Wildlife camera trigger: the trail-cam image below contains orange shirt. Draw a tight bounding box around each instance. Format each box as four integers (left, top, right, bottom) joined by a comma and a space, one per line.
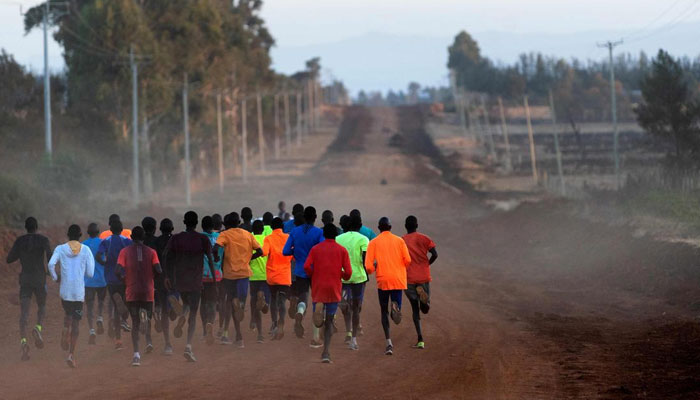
99, 229, 132, 240
365, 231, 411, 290
215, 228, 261, 280
403, 232, 436, 284
263, 229, 293, 286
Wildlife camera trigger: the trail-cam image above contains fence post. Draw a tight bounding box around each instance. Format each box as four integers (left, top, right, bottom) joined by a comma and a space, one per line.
256, 92, 266, 172
241, 98, 248, 183
498, 97, 512, 172
548, 90, 565, 195
524, 95, 538, 185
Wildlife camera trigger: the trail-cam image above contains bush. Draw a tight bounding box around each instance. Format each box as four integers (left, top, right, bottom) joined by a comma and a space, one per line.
0, 174, 36, 227
36, 152, 92, 195
624, 188, 700, 229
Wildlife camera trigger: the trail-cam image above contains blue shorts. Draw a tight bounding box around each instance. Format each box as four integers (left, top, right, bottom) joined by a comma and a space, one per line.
223, 278, 249, 302
313, 302, 339, 316
342, 282, 366, 302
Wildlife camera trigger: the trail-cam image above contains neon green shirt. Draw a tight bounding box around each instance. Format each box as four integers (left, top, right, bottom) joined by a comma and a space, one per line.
336, 231, 369, 284
263, 225, 272, 236
250, 233, 268, 281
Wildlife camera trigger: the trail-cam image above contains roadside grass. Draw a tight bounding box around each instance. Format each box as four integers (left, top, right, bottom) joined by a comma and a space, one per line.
622, 188, 700, 231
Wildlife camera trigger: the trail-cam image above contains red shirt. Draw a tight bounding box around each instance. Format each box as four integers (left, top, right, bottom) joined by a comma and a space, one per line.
117, 243, 160, 302
403, 232, 436, 284
303, 239, 352, 303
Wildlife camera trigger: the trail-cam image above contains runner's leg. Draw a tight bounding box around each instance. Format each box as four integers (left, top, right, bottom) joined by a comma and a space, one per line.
19, 287, 31, 340
378, 289, 391, 339
128, 304, 140, 353
85, 288, 96, 330
35, 286, 47, 330
184, 291, 201, 347
351, 283, 365, 339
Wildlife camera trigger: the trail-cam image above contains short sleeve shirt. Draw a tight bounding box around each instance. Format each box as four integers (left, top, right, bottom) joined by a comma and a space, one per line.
168, 231, 212, 292
336, 231, 369, 284
215, 228, 261, 280
250, 234, 268, 281
403, 232, 436, 284
118, 244, 159, 302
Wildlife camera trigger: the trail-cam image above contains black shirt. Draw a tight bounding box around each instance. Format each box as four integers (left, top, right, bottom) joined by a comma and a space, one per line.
154, 233, 173, 289
6, 233, 51, 288
163, 231, 212, 292
240, 221, 253, 233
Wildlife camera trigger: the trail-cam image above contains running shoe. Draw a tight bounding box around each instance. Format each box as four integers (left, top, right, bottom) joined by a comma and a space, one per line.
349, 341, 359, 351
269, 322, 277, 336
60, 327, 70, 351
220, 336, 232, 345
419, 301, 430, 315
112, 293, 129, 317
121, 320, 132, 332
20, 339, 30, 361
256, 335, 265, 344
344, 333, 352, 344
412, 341, 425, 349
96, 316, 105, 335
274, 323, 285, 341
168, 294, 183, 316
236, 339, 245, 349
115, 340, 124, 351
184, 346, 196, 362
139, 308, 148, 335
146, 343, 154, 354
416, 286, 429, 305
88, 329, 97, 345
66, 353, 76, 368
205, 323, 214, 346
288, 297, 298, 319
131, 355, 141, 366
309, 339, 323, 349
312, 304, 325, 328
384, 345, 394, 356
232, 298, 244, 323
163, 345, 173, 356
321, 353, 332, 364
294, 312, 305, 338
390, 301, 402, 325
32, 325, 44, 349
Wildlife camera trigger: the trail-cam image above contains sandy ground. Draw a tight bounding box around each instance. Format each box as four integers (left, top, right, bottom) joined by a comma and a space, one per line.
1, 106, 699, 399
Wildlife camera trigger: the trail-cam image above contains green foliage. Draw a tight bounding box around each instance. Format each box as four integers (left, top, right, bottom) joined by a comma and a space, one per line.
37, 153, 92, 195
0, 175, 36, 227
624, 188, 700, 229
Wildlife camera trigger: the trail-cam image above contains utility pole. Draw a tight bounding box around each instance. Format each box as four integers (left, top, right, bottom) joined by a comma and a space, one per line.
274, 93, 280, 159
548, 90, 565, 195
449, 70, 467, 137
284, 92, 291, 154
480, 95, 496, 159
296, 91, 302, 147
183, 73, 191, 206
241, 98, 248, 183
598, 39, 623, 189
256, 92, 265, 171
308, 79, 315, 132
130, 46, 139, 205
216, 93, 224, 193
43, 0, 52, 162
497, 97, 512, 172
524, 95, 538, 185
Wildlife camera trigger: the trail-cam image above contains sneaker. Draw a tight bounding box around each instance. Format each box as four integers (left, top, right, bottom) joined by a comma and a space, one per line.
174, 315, 186, 339
344, 333, 352, 344
145, 343, 154, 354
163, 345, 173, 356
20, 339, 30, 361
294, 312, 305, 338
112, 293, 129, 317
167, 295, 183, 316
288, 297, 298, 319
131, 355, 141, 366
384, 345, 394, 356
312, 305, 325, 328
220, 336, 232, 345
309, 339, 323, 349
236, 339, 245, 349
321, 353, 332, 363
96, 316, 105, 335
349, 341, 359, 351
115, 340, 124, 351
121, 320, 132, 332
205, 323, 214, 346
88, 329, 97, 345
416, 286, 429, 304
184, 347, 196, 362
256, 335, 265, 344
232, 299, 244, 322
419, 301, 430, 315
269, 322, 277, 336
32, 325, 44, 349
139, 308, 148, 335
60, 327, 70, 351
274, 323, 285, 341
66, 353, 77, 368
412, 341, 425, 349
390, 301, 402, 325
216, 327, 224, 338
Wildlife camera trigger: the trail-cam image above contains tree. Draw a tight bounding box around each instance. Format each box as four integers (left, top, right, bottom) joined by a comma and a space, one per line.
636, 50, 700, 163
407, 82, 421, 104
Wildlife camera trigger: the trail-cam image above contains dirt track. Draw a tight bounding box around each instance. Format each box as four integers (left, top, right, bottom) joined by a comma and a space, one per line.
1, 106, 699, 399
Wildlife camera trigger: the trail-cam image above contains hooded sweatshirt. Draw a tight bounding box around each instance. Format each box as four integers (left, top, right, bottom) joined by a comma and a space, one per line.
49, 241, 95, 302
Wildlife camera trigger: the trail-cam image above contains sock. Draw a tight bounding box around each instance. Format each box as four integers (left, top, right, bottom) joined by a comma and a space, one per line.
134, 352, 140, 358
21, 338, 27, 344
35, 325, 42, 331
313, 326, 320, 341
386, 339, 393, 347
352, 337, 358, 346
298, 302, 306, 315
346, 331, 352, 337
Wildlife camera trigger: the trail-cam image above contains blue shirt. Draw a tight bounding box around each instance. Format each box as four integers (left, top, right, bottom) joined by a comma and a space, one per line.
83, 237, 106, 287
282, 224, 324, 278
202, 231, 223, 281
359, 225, 377, 241
283, 219, 297, 234
97, 235, 132, 285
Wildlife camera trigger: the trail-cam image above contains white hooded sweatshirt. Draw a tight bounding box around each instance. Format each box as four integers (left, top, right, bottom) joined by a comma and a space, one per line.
49, 241, 95, 302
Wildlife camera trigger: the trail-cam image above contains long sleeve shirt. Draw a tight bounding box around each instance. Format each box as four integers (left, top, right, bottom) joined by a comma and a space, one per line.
48, 241, 95, 302
364, 231, 411, 291
6, 233, 51, 288
282, 224, 324, 278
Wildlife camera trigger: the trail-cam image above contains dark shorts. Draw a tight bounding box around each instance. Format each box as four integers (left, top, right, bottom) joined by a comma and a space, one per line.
222, 278, 249, 302
291, 276, 310, 297
20, 285, 47, 304
378, 289, 403, 309
202, 282, 219, 303
85, 287, 107, 301
313, 302, 339, 316
405, 283, 430, 302
342, 282, 366, 302
250, 280, 271, 303
127, 301, 153, 318
62, 300, 84, 320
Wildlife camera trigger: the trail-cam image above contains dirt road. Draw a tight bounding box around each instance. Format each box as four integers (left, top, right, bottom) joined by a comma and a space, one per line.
1, 106, 698, 399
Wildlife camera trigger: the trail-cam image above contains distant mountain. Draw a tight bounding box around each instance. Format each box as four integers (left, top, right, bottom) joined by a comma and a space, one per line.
270, 23, 700, 94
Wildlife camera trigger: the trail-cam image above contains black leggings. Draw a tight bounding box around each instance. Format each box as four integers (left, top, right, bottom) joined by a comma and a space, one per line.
377, 290, 402, 340
19, 285, 46, 339
291, 277, 310, 309
269, 285, 289, 326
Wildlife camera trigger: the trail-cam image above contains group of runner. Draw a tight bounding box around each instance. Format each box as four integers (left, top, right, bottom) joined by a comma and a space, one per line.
6, 201, 438, 366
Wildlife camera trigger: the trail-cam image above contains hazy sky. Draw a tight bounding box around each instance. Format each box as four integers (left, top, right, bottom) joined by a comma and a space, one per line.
2, 0, 700, 90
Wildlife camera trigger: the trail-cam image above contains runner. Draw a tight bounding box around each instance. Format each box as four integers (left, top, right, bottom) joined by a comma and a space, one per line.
6, 217, 51, 361
99, 214, 132, 240
249, 220, 270, 342
209, 214, 227, 336
262, 212, 274, 236
162, 211, 215, 362
48, 224, 95, 368
200, 216, 223, 346
154, 218, 176, 354
140, 216, 158, 353
283, 206, 324, 345
349, 209, 377, 240
402, 215, 438, 349
336, 215, 370, 350
240, 207, 254, 232
303, 223, 352, 363
277, 201, 291, 221
263, 218, 293, 340
339, 215, 350, 233
96, 220, 132, 350
83, 223, 106, 345
213, 212, 263, 347
115, 226, 162, 366
365, 217, 411, 356
212, 214, 224, 232
283, 203, 304, 233
322, 210, 343, 235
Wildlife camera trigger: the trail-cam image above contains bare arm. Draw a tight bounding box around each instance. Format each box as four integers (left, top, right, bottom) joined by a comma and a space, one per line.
428, 247, 438, 265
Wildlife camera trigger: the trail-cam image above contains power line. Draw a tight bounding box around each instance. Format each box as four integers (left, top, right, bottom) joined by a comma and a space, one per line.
626, 0, 700, 44
623, 0, 686, 41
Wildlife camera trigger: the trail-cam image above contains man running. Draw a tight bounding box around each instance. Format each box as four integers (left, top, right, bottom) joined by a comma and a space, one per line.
350, 209, 377, 241
96, 220, 132, 350
365, 217, 411, 356
154, 218, 176, 354
322, 210, 343, 235
140, 217, 159, 352
213, 212, 263, 347
48, 224, 95, 368
6, 217, 51, 361
283, 203, 304, 233
83, 223, 106, 345
99, 214, 132, 239
249, 220, 270, 342
304, 223, 352, 363
263, 218, 293, 340
336, 215, 370, 350
200, 216, 223, 345
116, 226, 162, 366
163, 211, 215, 362
283, 206, 324, 345
240, 207, 254, 232
262, 212, 274, 236
278, 201, 290, 221
403, 216, 438, 349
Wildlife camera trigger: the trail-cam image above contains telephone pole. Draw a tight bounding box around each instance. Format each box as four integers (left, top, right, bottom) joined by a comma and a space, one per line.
130, 45, 139, 204
43, 0, 52, 162
598, 39, 623, 189
183, 73, 191, 206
